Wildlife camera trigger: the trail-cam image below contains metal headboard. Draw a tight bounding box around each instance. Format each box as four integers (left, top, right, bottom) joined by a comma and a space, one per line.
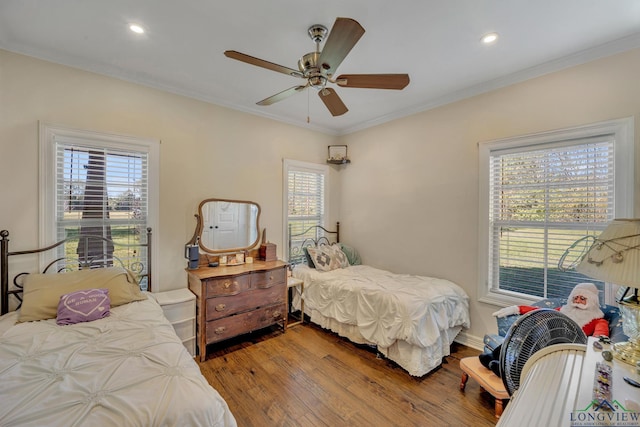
0, 228, 152, 315
288, 222, 340, 265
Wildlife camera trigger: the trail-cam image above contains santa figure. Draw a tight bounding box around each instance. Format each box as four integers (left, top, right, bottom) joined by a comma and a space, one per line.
480, 282, 609, 377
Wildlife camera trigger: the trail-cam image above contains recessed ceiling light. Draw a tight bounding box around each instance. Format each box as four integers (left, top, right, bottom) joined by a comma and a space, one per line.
481, 32, 498, 44
129, 24, 145, 34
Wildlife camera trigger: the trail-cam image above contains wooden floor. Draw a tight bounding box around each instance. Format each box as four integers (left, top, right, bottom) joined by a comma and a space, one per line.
197, 322, 500, 427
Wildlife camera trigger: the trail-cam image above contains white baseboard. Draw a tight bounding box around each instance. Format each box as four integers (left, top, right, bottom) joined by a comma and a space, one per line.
454, 331, 484, 351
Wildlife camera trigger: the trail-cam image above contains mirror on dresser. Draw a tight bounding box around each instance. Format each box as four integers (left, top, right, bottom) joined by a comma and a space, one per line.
186, 197, 289, 361
189, 198, 261, 254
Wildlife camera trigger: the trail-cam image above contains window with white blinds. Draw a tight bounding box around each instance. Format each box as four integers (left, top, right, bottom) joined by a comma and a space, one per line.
478, 118, 634, 305
40, 124, 159, 288
283, 159, 328, 264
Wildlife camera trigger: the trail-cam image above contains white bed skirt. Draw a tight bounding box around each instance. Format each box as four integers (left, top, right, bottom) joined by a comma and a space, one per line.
307, 307, 462, 377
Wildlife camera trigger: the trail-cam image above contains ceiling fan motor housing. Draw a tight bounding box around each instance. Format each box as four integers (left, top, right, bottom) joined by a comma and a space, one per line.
298, 52, 326, 89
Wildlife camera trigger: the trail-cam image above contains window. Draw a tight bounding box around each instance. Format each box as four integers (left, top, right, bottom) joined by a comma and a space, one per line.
39, 123, 159, 288
478, 118, 634, 306
283, 159, 329, 264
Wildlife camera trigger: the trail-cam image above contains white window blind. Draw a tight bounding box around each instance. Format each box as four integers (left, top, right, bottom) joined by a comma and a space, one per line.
283, 160, 328, 263
40, 124, 159, 290
54, 138, 149, 273
488, 137, 614, 301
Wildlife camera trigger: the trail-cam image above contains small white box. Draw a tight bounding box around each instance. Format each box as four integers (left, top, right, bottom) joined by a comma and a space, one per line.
154, 289, 196, 356
154, 289, 195, 323
183, 337, 196, 357
173, 317, 195, 342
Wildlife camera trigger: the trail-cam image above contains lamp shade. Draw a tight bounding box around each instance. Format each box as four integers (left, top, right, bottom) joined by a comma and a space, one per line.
576, 218, 640, 289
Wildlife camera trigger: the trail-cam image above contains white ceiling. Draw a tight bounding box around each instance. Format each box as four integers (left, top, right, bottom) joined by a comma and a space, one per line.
1, 1, 640, 135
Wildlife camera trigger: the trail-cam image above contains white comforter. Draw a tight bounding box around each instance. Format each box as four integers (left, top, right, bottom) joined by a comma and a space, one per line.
293, 265, 470, 349
0, 296, 236, 427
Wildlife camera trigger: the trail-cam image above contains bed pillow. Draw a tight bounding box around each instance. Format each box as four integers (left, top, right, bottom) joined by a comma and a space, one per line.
18, 267, 146, 323
329, 244, 349, 268
306, 245, 344, 272
56, 288, 111, 325
339, 243, 362, 266
303, 247, 316, 268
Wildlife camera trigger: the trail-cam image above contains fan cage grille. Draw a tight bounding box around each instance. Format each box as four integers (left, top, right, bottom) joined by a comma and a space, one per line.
499, 309, 587, 395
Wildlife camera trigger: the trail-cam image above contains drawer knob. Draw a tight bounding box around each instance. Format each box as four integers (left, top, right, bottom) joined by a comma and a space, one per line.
269, 275, 274, 281
273, 310, 282, 319
223, 281, 231, 288
215, 303, 226, 312
215, 326, 226, 334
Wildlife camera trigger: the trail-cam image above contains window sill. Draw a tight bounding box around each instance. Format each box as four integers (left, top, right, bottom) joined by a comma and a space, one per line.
479, 290, 539, 308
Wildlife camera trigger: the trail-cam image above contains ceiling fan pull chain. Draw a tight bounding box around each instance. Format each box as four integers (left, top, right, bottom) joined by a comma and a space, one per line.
307, 88, 310, 123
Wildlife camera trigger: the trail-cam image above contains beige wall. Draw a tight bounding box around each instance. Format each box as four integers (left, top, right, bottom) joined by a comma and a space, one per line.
2, 47, 639, 348
339, 48, 640, 347
0, 49, 337, 292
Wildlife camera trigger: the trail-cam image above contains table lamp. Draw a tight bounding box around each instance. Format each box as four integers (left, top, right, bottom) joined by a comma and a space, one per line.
576, 218, 640, 365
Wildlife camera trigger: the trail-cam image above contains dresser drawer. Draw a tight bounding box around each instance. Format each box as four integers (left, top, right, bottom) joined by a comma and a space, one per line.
206, 274, 251, 296
205, 302, 286, 344
205, 283, 286, 321
252, 268, 286, 288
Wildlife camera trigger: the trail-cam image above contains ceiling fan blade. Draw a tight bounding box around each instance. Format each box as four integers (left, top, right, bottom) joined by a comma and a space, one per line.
224, 50, 303, 78
318, 18, 365, 76
257, 85, 308, 106
335, 74, 410, 90
318, 88, 348, 116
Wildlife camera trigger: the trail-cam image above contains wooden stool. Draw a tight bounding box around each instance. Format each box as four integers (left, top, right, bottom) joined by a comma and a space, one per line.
459, 356, 510, 418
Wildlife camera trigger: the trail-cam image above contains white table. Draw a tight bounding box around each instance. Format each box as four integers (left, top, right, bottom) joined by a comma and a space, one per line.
497, 337, 640, 427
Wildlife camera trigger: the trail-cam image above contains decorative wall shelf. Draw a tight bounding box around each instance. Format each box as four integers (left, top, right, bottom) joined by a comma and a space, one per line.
327, 158, 351, 165
327, 145, 350, 165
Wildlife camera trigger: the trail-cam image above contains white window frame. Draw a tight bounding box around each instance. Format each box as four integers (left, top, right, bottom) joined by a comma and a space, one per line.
282, 159, 329, 262
39, 122, 160, 284
478, 117, 634, 307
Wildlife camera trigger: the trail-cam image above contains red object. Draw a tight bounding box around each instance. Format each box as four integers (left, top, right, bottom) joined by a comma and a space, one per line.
517, 305, 609, 337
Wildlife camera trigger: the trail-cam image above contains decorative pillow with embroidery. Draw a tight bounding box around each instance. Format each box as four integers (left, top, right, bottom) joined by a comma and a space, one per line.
329, 244, 349, 268
306, 245, 346, 272
56, 288, 111, 325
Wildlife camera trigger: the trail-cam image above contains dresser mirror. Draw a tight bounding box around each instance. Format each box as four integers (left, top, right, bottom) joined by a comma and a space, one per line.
190, 198, 261, 254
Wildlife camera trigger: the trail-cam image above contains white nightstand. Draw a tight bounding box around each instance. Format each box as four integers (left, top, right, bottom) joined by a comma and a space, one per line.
154, 288, 196, 356
286, 277, 304, 328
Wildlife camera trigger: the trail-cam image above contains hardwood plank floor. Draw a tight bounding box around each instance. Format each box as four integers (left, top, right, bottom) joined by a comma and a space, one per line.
198, 323, 500, 427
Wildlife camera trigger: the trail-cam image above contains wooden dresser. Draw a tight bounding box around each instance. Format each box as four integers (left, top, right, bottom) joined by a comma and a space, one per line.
187, 260, 287, 362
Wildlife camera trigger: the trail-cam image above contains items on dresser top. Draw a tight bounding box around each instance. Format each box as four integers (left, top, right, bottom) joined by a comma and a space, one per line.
187, 260, 288, 362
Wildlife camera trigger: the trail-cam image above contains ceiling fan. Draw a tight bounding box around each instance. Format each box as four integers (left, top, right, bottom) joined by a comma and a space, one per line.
224, 17, 410, 117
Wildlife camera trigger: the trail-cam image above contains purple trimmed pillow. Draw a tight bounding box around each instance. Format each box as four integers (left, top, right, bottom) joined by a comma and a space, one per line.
56, 288, 111, 326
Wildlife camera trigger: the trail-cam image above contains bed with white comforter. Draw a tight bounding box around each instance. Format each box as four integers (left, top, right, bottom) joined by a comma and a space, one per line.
293, 264, 470, 376
0, 296, 236, 427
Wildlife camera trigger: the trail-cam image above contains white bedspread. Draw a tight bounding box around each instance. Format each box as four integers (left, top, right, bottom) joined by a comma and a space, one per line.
293, 265, 470, 350
0, 296, 236, 427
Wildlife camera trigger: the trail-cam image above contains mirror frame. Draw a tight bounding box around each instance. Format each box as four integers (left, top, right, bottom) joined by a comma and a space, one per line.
189, 198, 262, 254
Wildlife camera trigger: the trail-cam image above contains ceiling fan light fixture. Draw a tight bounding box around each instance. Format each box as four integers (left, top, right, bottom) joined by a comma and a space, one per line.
309, 75, 327, 90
